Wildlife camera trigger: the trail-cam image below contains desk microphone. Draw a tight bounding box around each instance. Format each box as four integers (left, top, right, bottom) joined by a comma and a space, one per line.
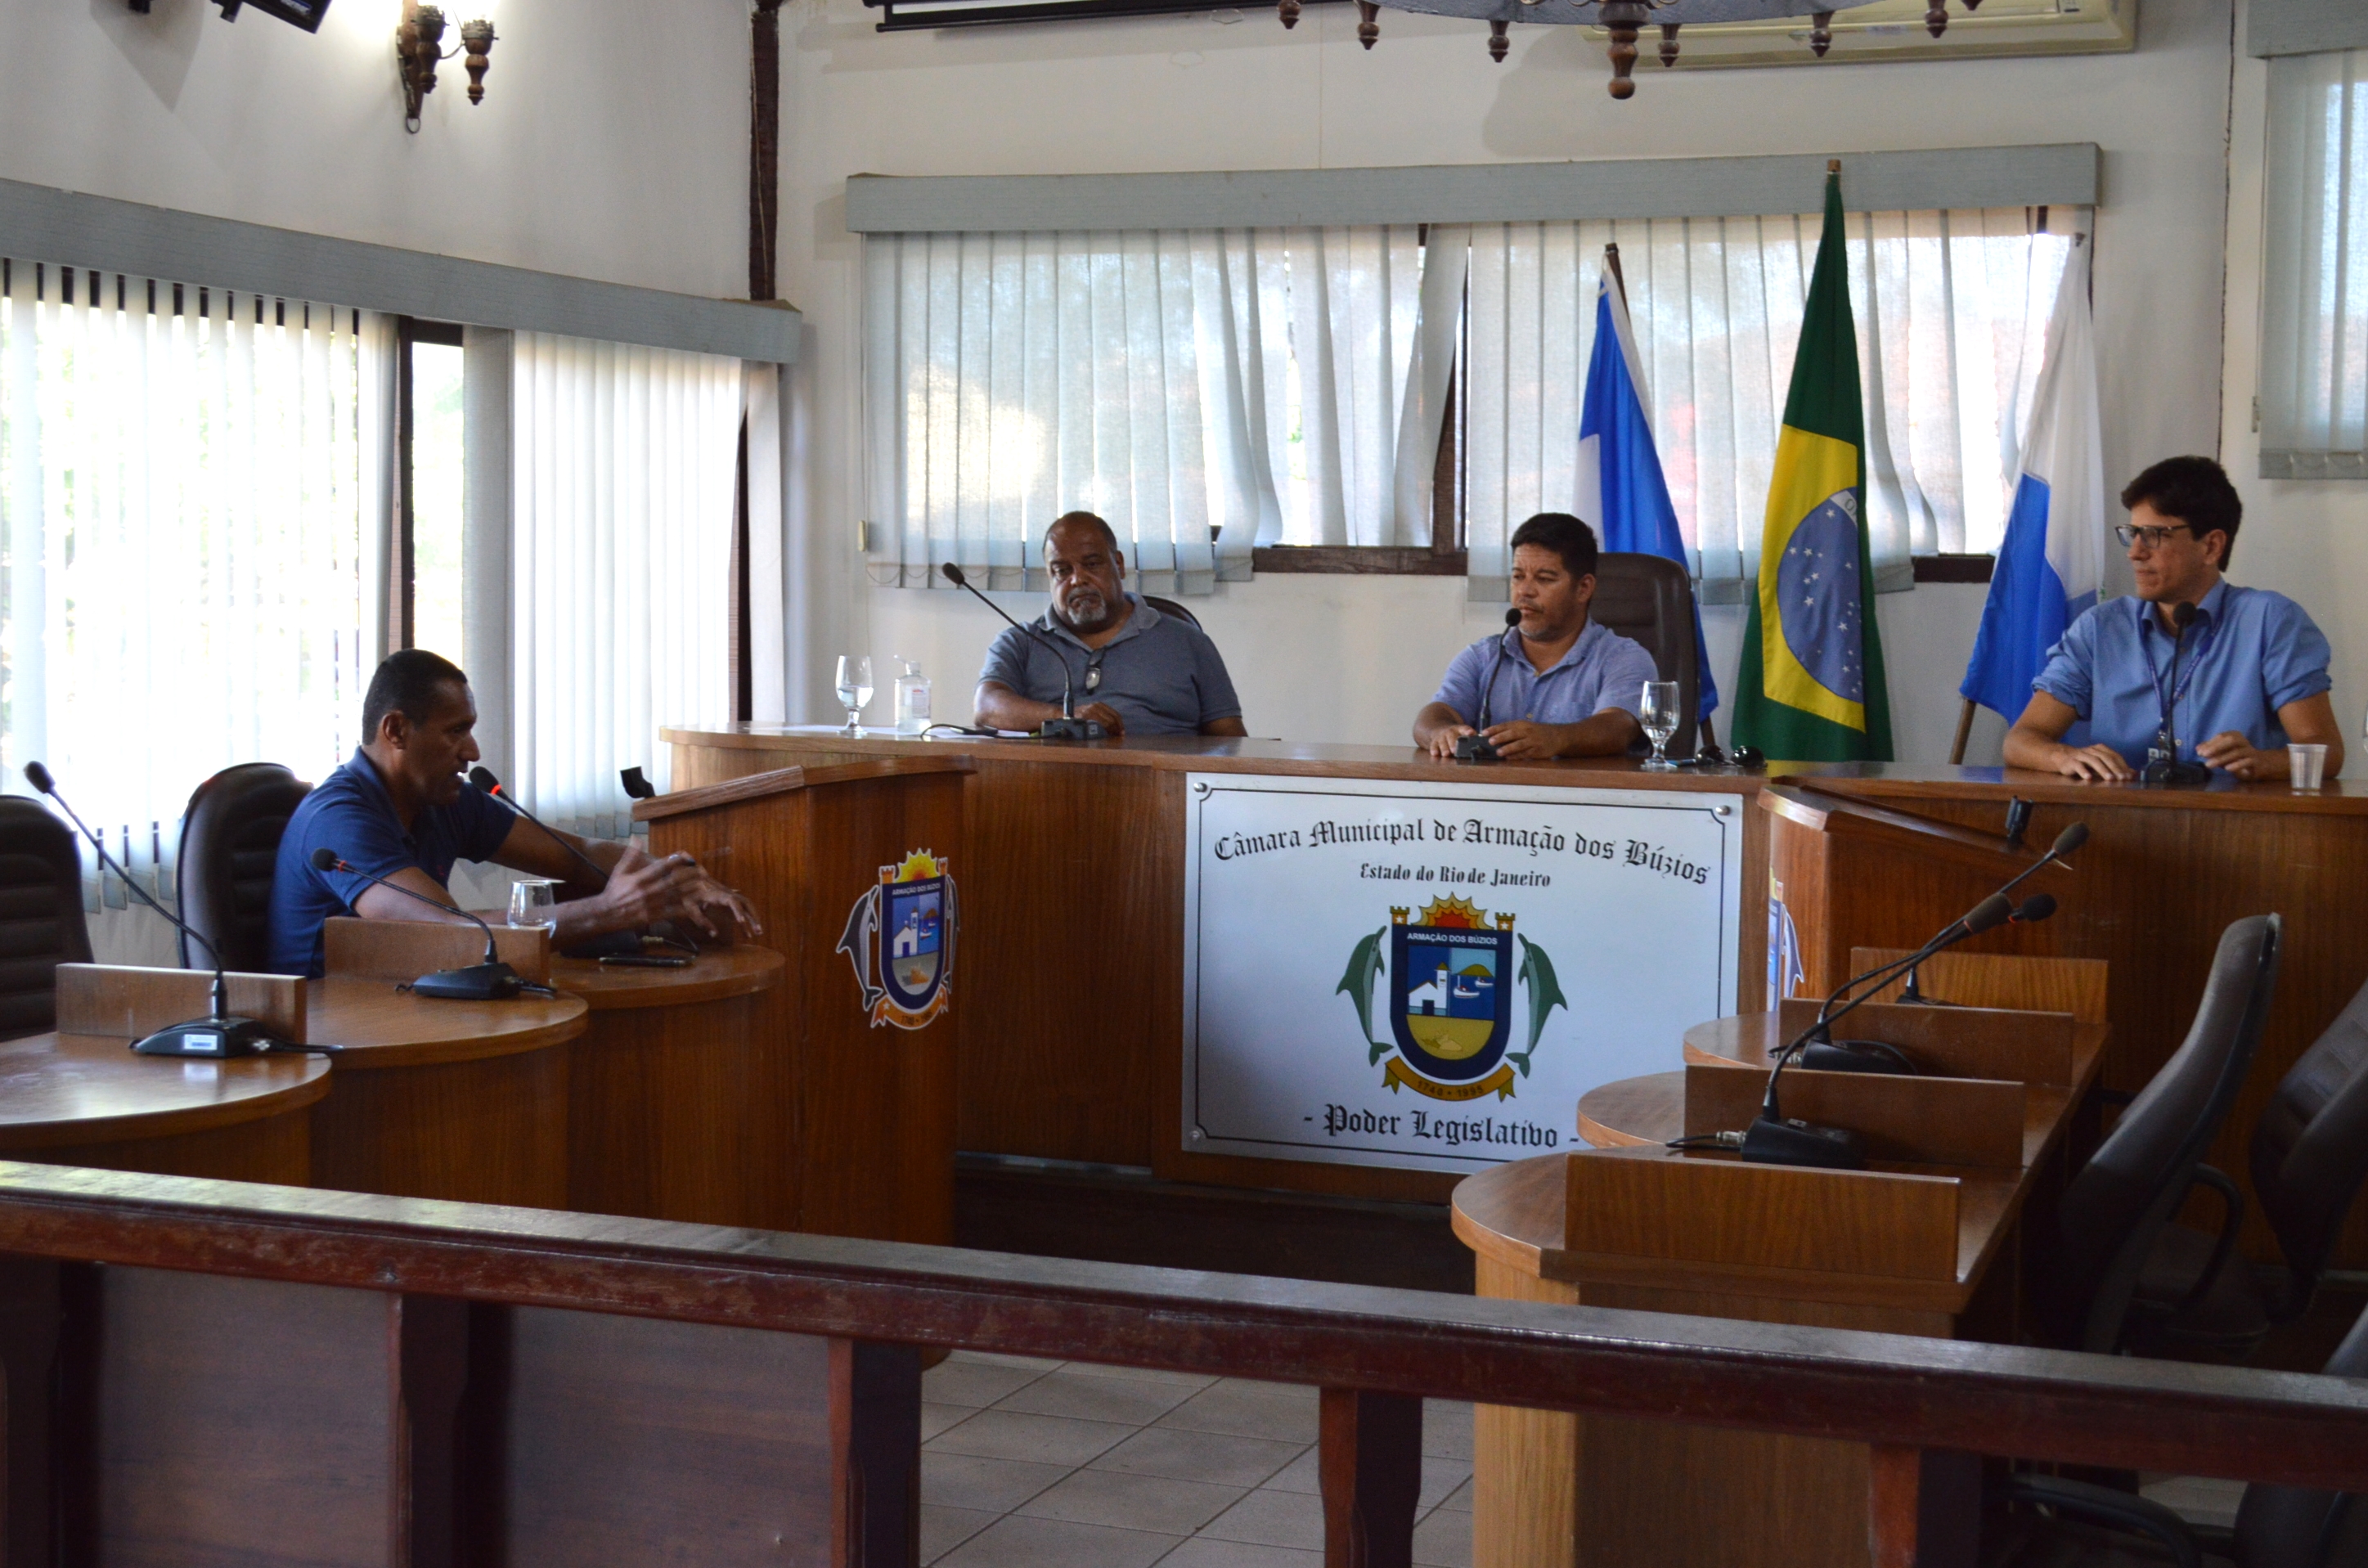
470, 768, 648, 959
308, 847, 526, 1000
939, 562, 1104, 741
23, 762, 287, 1058
2143, 602, 2210, 787
1897, 820, 2084, 1004
1455, 610, 1524, 764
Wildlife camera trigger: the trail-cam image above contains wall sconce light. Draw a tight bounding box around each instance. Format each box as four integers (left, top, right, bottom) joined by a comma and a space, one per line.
397, 0, 497, 134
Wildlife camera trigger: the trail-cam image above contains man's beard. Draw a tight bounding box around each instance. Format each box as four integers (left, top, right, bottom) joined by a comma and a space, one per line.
1055, 587, 1114, 631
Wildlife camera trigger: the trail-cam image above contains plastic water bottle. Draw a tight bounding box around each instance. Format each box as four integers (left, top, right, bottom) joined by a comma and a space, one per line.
894, 658, 931, 736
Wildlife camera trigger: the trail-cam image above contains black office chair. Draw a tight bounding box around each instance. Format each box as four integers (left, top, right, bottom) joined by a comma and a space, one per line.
2035, 914, 2282, 1355
1988, 1296, 2368, 1568
2123, 970, 2368, 1359
1143, 594, 1202, 631
174, 763, 311, 973
0, 796, 94, 1041
1591, 552, 1701, 757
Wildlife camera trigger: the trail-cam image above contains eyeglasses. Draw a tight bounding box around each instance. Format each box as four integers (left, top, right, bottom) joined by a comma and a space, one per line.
2114, 522, 2195, 550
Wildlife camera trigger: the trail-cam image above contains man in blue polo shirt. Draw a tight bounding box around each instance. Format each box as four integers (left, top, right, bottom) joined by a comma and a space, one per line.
2003, 456, 2344, 783
1415, 513, 1660, 761
974, 512, 1247, 739
267, 649, 757, 977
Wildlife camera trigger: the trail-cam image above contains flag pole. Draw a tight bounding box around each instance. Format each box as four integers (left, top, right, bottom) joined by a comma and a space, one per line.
1949, 698, 1976, 765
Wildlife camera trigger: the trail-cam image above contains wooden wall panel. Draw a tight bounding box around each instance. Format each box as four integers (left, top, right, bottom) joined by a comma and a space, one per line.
94, 1269, 392, 1568
485, 1307, 831, 1568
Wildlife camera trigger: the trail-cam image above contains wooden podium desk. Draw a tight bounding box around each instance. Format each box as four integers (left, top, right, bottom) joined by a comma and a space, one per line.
0, 966, 326, 1184
1459, 1003, 2109, 1568
309, 920, 586, 1208
547, 946, 789, 1227
1791, 765, 2368, 1262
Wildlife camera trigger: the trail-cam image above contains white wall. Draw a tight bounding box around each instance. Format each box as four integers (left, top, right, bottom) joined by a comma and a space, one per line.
0, 0, 748, 299
789, 0, 2238, 758
2219, 0, 2368, 775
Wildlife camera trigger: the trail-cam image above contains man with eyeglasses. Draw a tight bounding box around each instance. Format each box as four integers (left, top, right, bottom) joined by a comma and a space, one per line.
2002, 456, 2343, 783
973, 512, 1248, 739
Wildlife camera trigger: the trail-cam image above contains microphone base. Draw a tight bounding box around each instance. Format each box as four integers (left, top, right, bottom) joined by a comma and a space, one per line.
131, 1016, 282, 1058
411, 962, 525, 1002
1037, 717, 1107, 741
560, 929, 645, 960
1453, 734, 1503, 763
1739, 1116, 1867, 1170
1800, 1040, 1919, 1076
2141, 759, 2211, 788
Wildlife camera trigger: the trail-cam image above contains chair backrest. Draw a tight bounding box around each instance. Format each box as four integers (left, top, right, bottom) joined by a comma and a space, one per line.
0, 797, 93, 1041
1590, 553, 1699, 757
174, 764, 311, 973
1143, 595, 1202, 631
2049, 914, 2282, 1353
2231, 1296, 2368, 1567
2249, 972, 2368, 1317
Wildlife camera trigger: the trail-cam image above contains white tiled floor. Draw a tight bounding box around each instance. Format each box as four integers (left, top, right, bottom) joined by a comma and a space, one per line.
921, 1350, 1474, 1568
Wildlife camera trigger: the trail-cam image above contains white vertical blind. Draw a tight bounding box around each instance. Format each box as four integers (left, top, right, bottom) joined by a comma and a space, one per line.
510, 332, 742, 839
0, 258, 368, 903
1455, 208, 2075, 603
2261, 47, 2368, 476
862, 225, 1447, 587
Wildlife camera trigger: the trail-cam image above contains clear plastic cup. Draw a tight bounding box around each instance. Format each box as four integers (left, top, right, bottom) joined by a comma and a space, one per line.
2289, 743, 2329, 791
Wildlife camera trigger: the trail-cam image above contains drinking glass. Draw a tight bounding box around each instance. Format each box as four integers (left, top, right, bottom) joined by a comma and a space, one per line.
507, 878, 559, 929
835, 655, 874, 735
1640, 681, 1680, 771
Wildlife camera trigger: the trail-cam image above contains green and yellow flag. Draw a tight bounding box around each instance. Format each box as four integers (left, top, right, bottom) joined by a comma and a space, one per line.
1731, 167, 1894, 762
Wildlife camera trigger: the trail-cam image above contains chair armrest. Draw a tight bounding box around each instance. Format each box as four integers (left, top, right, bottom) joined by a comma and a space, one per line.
2168, 1165, 2249, 1318
1998, 1476, 2202, 1568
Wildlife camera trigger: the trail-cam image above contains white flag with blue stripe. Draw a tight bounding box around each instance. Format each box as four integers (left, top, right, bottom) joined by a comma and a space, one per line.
1575, 258, 1717, 721
1961, 243, 2105, 721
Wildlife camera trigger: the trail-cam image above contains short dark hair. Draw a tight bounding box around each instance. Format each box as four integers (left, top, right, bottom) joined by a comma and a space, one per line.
1509, 513, 1600, 579
1045, 511, 1119, 555
362, 649, 469, 741
2120, 456, 2242, 568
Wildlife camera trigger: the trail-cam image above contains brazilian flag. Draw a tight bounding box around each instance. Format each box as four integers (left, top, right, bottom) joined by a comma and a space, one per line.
1731, 168, 1894, 762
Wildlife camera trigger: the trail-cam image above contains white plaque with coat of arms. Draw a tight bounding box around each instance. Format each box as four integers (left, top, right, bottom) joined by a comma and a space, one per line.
1182, 773, 1745, 1173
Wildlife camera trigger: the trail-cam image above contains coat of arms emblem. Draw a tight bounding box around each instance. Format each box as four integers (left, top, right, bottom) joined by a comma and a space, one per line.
1336, 894, 1566, 1101
835, 850, 957, 1029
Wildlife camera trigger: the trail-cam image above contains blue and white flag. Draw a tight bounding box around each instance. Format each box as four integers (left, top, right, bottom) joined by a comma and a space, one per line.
1961, 242, 2105, 721
1576, 258, 1718, 721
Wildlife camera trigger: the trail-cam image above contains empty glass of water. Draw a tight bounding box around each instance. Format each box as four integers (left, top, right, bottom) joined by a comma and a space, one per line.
1640, 681, 1680, 771
508, 878, 559, 928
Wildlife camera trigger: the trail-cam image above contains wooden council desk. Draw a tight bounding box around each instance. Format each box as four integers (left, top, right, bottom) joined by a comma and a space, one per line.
549, 946, 789, 1227
663, 729, 2368, 1260
0, 1032, 326, 1185
1456, 1005, 2110, 1568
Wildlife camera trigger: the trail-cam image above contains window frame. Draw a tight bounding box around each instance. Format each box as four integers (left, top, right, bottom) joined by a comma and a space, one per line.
395, 316, 465, 651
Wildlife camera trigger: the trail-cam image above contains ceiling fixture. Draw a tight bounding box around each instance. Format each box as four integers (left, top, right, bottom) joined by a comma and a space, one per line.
1278, 0, 1986, 97
125, 0, 333, 29
397, 0, 499, 133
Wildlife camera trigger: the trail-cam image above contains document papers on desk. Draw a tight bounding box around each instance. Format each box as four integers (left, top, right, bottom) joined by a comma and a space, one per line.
1181, 772, 1746, 1175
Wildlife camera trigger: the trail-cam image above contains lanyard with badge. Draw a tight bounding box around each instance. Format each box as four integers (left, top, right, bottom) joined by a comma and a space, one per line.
2138, 605, 2214, 766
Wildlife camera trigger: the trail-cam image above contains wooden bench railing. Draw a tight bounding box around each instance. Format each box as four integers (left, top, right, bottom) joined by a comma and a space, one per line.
1, 1161, 2364, 1567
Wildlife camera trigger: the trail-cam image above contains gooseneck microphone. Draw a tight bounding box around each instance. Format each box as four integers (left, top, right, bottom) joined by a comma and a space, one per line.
470, 768, 608, 887
2144, 601, 2210, 787
1898, 821, 2085, 1004
309, 847, 527, 1001
24, 762, 286, 1058
1456, 609, 1525, 764
940, 562, 1104, 741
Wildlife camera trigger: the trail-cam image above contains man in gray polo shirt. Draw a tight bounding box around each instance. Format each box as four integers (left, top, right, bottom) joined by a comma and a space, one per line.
974, 512, 1248, 739
1413, 512, 1658, 761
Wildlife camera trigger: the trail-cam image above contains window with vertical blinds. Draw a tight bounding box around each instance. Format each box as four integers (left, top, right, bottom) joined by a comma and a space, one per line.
2260, 47, 2368, 478
0, 258, 374, 905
